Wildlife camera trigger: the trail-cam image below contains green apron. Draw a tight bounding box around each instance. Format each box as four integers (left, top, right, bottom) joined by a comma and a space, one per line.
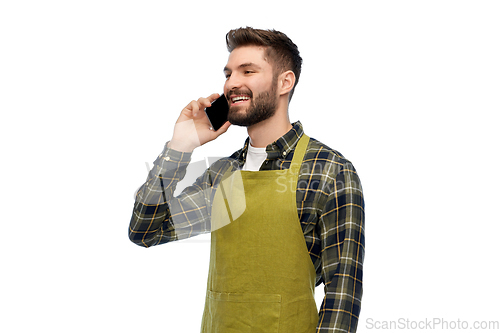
201, 134, 318, 333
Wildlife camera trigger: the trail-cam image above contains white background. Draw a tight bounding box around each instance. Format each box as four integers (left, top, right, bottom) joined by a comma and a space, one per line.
1, 1, 499, 332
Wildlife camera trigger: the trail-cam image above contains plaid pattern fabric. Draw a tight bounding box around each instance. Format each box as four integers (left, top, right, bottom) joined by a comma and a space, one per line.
129, 121, 365, 332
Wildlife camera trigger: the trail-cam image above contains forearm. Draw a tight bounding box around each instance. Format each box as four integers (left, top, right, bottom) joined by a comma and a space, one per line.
317, 162, 365, 332
128, 142, 193, 247
317, 253, 364, 332
129, 93, 231, 247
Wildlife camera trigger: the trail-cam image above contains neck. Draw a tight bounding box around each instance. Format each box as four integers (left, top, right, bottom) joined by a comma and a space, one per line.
247, 100, 292, 148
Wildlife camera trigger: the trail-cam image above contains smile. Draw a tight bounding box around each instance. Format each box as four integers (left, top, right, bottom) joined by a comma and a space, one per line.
230, 95, 250, 105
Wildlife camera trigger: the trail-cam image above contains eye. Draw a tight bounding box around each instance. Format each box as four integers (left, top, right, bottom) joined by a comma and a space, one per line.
225, 73, 231, 79
245, 70, 253, 74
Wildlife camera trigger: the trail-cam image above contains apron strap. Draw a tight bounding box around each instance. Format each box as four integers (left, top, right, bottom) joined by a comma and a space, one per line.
289, 134, 310, 181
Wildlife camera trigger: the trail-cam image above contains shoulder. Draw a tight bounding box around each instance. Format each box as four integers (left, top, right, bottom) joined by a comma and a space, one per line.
304, 136, 360, 180
306, 137, 364, 213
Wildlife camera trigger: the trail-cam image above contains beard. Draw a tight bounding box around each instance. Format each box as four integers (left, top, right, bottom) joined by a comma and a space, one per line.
227, 81, 278, 127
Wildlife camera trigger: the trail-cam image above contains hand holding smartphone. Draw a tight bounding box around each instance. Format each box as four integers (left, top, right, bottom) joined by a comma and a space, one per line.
205, 94, 229, 131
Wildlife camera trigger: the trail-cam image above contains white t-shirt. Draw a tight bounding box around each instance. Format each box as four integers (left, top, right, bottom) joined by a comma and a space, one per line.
241, 143, 267, 171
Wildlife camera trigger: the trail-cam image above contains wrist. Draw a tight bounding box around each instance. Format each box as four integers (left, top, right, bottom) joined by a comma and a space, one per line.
167, 140, 196, 153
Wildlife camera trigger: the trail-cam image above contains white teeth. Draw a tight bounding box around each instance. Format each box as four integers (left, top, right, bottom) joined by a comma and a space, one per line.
232, 96, 250, 103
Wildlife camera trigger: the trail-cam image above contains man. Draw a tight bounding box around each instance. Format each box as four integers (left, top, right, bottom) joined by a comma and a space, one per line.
129, 27, 365, 333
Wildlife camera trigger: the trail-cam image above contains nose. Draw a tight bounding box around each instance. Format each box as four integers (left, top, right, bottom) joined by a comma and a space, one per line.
225, 73, 242, 93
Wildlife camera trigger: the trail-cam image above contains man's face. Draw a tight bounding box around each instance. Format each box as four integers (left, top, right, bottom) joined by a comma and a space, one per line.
223, 46, 278, 126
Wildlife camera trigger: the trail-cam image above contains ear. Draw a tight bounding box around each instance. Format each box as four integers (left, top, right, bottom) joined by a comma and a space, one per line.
278, 70, 296, 97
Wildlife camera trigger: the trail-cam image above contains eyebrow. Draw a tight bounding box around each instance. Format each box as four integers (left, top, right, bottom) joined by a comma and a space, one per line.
223, 62, 262, 73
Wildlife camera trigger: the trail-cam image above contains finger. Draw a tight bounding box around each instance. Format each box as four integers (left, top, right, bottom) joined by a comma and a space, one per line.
183, 100, 197, 114
207, 92, 220, 103
198, 93, 219, 111
191, 101, 201, 117
194, 97, 212, 117
215, 121, 231, 134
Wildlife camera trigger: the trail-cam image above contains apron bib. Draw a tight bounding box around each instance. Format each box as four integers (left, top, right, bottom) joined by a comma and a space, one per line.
201, 134, 318, 333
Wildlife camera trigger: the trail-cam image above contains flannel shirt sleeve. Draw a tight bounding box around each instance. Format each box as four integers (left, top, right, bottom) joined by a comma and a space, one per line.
128, 143, 213, 247
317, 160, 365, 332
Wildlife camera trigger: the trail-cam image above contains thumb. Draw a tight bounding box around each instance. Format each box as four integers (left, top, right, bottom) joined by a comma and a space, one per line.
214, 121, 231, 135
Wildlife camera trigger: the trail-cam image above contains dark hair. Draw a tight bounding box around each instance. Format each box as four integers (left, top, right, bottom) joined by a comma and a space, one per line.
226, 27, 302, 100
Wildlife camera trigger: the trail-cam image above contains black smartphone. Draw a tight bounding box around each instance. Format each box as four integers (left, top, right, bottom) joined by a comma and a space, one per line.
205, 94, 229, 131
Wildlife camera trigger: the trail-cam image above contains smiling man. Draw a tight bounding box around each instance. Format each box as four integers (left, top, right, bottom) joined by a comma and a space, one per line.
129, 27, 365, 333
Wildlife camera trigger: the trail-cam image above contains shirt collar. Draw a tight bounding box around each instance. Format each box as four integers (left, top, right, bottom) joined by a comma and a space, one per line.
237, 121, 304, 163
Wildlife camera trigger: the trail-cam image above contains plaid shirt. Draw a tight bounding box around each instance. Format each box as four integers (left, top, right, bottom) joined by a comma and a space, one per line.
129, 121, 365, 332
